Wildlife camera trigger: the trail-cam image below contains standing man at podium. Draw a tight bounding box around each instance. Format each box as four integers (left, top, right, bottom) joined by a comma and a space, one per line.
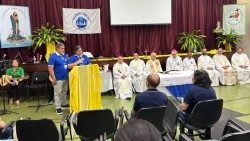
68, 45, 90, 69
48, 43, 69, 115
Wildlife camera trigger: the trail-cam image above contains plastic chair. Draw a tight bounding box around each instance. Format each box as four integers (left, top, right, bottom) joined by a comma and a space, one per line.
178, 99, 223, 140
15, 118, 59, 141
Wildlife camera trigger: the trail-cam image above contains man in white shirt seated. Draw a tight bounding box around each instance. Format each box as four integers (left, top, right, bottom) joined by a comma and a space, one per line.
198, 48, 220, 86
213, 48, 237, 85
183, 52, 197, 71
231, 47, 250, 84
129, 53, 145, 93
145, 52, 163, 74
113, 56, 133, 100
166, 49, 183, 71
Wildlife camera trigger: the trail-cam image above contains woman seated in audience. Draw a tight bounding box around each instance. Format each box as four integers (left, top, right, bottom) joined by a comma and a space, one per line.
179, 69, 217, 134
5, 59, 26, 105
115, 119, 162, 141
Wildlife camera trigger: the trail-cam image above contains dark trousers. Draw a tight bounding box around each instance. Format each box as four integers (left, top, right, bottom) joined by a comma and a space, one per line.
179, 111, 193, 134
7, 81, 25, 100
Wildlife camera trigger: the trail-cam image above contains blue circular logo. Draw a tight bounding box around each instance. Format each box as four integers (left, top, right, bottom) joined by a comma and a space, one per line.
73, 12, 90, 29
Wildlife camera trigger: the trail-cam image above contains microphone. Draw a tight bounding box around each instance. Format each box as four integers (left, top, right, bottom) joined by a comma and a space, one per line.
1, 54, 6, 62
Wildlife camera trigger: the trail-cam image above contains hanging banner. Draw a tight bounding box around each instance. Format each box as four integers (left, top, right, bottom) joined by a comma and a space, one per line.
63, 8, 101, 34
0, 5, 32, 48
223, 4, 246, 35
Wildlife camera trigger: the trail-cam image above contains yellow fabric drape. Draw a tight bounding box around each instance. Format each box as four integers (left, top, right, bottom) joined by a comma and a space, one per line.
45, 42, 56, 62
69, 64, 102, 112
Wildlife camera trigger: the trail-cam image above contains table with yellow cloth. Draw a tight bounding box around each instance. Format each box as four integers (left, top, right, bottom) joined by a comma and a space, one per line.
69, 64, 102, 112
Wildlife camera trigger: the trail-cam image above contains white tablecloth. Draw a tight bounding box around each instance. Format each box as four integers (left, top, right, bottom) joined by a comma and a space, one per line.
100, 71, 113, 92
157, 70, 193, 95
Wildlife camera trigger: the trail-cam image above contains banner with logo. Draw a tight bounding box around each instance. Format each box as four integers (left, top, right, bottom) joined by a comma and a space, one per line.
0, 5, 32, 48
223, 4, 246, 35
63, 8, 101, 34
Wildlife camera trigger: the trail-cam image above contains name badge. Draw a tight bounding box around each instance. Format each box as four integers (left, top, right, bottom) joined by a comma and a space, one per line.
64, 64, 68, 69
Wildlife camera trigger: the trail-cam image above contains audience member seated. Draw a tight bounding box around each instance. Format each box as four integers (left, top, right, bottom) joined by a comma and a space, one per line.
0, 119, 13, 139
231, 47, 250, 84
5, 59, 26, 106
114, 119, 162, 141
183, 52, 197, 71
179, 69, 217, 134
213, 48, 237, 85
113, 56, 133, 100
132, 73, 168, 117
166, 49, 183, 71
145, 52, 163, 74
198, 48, 220, 86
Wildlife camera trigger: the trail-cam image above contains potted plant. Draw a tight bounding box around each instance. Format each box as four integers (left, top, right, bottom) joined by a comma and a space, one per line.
178, 30, 206, 52
216, 29, 241, 52
31, 24, 66, 61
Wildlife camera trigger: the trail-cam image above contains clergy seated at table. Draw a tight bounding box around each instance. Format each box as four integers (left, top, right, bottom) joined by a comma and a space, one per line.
166, 49, 183, 71
231, 47, 250, 84
113, 56, 133, 100
145, 52, 163, 74
129, 53, 146, 93
197, 48, 220, 86
132, 73, 168, 117
213, 48, 237, 85
68, 45, 90, 69
183, 52, 197, 71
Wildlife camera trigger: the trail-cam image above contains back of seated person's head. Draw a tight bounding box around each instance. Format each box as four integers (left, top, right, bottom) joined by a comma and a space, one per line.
146, 73, 160, 89
193, 69, 212, 88
114, 119, 162, 141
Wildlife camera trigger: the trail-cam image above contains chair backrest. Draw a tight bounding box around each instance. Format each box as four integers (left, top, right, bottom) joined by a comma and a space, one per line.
75, 109, 116, 140
163, 99, 179, 139
15, 119, 59, 141
220, 130, 250, 141
222, 119, 245, 136
188, 99, 223, 128
136, 106, 166, 133
31, 72, 48, 84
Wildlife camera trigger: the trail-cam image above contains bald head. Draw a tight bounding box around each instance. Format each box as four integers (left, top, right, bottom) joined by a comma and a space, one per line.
117, 56, 123, 64
147, 73, 160, 88
133, 53, 139, 60
150, 52, 157, 60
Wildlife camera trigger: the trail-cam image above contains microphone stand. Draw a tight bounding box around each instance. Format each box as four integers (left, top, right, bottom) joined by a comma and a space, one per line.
15, 51, 24, 63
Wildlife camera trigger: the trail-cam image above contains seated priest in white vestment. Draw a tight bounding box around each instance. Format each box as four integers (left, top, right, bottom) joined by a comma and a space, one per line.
145, 52, 163, 75
183, 52, 197, 71
166, 49, 183, 71
129, 53, 146, 93
113, 56, 133, 100
213, 48, 237, 85
198, 48, 220, 86
231, 47, 250, 84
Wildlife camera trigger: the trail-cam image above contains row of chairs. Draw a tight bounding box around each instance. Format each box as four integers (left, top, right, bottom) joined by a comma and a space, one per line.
2, 99, 250, 141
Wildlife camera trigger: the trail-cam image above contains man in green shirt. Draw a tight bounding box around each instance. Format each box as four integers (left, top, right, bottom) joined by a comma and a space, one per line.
5, 59, 25, 105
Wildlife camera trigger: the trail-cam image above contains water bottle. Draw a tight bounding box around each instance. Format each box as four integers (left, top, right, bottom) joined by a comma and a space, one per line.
33, 56, 36, 63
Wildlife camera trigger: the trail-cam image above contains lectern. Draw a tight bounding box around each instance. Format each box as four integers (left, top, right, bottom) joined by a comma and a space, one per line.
69, 64, 102, 112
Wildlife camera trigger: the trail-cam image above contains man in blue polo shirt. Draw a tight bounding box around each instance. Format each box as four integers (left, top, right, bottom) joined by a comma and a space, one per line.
132, 73, 168, 117
48, 43, 69, 115
68, 45, 90, 69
